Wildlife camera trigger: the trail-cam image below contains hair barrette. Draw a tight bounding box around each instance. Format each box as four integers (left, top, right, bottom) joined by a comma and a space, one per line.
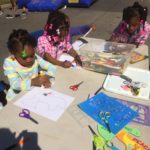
21, 50, 27, 59
49, 24, 53, 30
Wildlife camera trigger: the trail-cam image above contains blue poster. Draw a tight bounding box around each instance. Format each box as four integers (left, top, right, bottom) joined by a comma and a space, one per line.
79, 92, 138, 134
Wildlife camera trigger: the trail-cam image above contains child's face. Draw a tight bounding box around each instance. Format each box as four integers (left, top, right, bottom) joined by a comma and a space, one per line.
15, 45, 35, 67
59, 25, 69, 41
128, 16, 140, 33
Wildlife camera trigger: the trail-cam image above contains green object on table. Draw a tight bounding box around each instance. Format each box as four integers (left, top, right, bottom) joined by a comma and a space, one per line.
124, 126, 141, 137
89, 125, 106, 150
97, 124, 115, 141
93, 135, 105, 150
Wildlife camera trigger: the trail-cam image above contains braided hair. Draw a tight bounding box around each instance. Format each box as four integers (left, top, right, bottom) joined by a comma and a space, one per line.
7, 29, 37, 54
122, 2, 148, 28
44, 10, 70, 44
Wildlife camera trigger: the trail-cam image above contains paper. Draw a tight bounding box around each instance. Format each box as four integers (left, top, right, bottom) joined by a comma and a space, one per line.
79, 92, 138, 134
15, 87, 74, 121
58, 53, 81, 69
58, 53, 74, 62
103, 67, 150, 100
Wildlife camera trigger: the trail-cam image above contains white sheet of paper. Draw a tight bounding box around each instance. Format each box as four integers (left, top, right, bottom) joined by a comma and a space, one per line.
58, 53, 81, 69
72, 40, 85, 51
58, 53, 74, 62
103, 67, 150, 100
14, 87, 74, 121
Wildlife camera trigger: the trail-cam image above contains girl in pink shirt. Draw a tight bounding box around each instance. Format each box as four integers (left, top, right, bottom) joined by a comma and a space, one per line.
37, 10, 82, 68
110, 2, 150, 47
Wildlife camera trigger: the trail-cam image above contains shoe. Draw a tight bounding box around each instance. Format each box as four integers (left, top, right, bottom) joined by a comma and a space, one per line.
21, 13, 27, 20
15, 14, 21, 18
6, 14, 14, 19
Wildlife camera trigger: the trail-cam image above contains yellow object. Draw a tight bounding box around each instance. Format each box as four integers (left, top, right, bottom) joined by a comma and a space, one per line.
68, 0, 79, 3
40, 71, 45, 77
130, 51, 146, 64
117, 130, 150, 150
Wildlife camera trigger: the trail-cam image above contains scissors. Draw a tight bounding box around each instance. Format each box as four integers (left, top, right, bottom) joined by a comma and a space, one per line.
99, 112, 111, 133
19, 109, 38, 124
88, 125, 118, 150
69, 81, 84, 91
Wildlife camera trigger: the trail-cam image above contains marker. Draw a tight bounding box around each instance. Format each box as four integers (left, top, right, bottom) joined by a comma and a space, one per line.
39, 71, 45, 77
39, 71, 45, 88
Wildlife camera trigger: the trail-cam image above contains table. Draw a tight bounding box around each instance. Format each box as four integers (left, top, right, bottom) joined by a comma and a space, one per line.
0, 38, 149, 150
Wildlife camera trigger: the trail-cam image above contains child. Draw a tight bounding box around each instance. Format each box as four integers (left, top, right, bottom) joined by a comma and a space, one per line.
37, 10, 83, 68
110, 2, 150, 47
3, 29, 56, 101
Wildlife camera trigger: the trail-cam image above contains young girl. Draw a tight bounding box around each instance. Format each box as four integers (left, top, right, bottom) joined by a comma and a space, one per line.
110, 2, 150, 47
37, 10, 83, 68
3, 29, 56, 101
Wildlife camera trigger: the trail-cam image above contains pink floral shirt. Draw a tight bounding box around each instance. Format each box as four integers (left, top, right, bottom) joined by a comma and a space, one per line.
111, 21, 150, 45
37, 34, 72, 59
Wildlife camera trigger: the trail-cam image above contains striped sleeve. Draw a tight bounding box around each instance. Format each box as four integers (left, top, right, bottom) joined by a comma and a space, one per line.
3, 58, 31, 91
36, 54, 57, 77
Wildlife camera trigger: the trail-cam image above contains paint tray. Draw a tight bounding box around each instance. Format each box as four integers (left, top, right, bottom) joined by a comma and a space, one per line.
103, 67, 150, 100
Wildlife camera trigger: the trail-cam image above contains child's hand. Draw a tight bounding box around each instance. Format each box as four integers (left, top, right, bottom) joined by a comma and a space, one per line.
62, 60, 72, 68
90, 24, 96, 31
75, 55, 82, 66
31, 76, 51, 88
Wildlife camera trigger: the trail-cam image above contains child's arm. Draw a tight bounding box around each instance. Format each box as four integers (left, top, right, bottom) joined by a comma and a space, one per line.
70, 25, 95, 37
110, 21, 124, 41
3, 58, 32, 91
3, 57, 51, 90
36, 54, 57, 76
44, 52, 72, 68
68, 48, 82, 66
70, 25, 96, 43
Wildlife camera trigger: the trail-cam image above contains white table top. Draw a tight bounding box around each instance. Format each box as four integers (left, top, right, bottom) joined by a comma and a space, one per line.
0, 38, 149, 150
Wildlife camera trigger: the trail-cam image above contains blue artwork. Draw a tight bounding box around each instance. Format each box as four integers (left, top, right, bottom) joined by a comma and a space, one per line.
79, 92, 138, 134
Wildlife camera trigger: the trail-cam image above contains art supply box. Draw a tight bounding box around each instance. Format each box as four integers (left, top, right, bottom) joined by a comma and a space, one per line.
79, 38, 135, 74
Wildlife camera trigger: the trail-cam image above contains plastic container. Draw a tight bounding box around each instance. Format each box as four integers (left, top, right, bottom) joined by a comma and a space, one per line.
79, 39, 135, 74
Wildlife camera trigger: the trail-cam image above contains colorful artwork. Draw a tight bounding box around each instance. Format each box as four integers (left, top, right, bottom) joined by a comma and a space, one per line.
130, 51, 148, 64
103, 67, 150, 100
78, 92, 138, 134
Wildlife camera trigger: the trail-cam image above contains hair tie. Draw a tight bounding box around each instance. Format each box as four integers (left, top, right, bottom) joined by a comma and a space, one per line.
49, 24, 53, 30
56, 29, 60, 35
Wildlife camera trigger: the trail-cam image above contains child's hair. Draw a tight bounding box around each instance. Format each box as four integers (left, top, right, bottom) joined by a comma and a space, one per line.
122, 2, 148, 25
44, 10, 70, 44
7, 29, 37, 54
